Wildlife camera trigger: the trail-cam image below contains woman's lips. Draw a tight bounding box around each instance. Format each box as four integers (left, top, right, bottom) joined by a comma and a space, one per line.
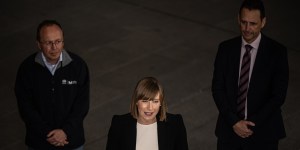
144, 112, 153, 116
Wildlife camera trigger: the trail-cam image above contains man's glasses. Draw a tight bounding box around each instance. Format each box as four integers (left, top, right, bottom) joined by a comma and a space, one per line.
40, 40, 64, 47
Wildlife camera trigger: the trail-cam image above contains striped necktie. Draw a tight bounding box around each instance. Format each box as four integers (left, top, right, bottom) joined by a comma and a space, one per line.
237, 44, 253, 119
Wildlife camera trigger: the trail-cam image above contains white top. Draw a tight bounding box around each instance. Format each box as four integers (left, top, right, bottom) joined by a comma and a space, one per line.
136, 122, 159, 150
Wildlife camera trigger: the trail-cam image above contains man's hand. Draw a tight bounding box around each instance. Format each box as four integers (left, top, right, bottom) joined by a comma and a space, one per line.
233, 120, 255, 138
47, 129, 69, 147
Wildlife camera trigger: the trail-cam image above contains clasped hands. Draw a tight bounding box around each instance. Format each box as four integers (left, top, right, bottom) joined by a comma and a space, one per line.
47, 129, 69, 147
233, 120, 255, 138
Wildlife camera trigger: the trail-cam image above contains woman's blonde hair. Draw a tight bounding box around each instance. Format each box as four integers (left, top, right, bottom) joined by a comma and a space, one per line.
130, 77, 167, 121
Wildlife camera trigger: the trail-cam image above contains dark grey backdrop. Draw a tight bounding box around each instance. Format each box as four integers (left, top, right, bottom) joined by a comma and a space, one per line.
1, 0, 299, 149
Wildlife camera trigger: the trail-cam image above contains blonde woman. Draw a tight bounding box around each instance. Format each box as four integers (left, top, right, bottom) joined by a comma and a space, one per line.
106, 77, 188, 150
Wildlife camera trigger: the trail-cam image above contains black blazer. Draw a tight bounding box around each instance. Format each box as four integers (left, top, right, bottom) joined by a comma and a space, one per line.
212, 34, 289, 141
106, 113, 189, 150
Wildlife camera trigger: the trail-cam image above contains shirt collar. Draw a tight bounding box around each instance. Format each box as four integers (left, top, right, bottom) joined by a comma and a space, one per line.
41, 52, 62, 66
242, 32, 261, 50
35, 50, 72, 67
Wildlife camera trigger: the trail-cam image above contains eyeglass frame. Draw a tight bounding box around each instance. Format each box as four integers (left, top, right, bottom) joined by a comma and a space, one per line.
39, 40, 64, 47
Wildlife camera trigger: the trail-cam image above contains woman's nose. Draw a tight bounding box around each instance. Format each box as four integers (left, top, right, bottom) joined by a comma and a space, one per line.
148, 101, 153, 110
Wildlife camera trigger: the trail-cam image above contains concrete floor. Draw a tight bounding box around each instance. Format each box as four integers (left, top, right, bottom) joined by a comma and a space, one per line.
1, 0, 299, 149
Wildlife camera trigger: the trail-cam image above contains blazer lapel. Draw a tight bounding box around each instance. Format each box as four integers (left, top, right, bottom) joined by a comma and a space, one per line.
127, 117, 137, 150
158, 120, 167, 150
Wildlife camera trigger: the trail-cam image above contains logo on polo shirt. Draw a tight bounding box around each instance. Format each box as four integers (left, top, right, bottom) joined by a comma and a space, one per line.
62, 79, 77, 85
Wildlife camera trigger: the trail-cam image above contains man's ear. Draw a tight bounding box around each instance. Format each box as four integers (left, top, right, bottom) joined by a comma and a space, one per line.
261, 17, 266, 28
37, 41, 41, 50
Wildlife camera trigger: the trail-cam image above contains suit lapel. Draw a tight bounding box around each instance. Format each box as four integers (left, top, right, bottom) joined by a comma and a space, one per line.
232, 38, 243, 95
248, 35, 267, 93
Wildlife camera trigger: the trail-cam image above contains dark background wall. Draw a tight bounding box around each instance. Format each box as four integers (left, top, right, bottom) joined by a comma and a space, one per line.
1, 0, 299, 149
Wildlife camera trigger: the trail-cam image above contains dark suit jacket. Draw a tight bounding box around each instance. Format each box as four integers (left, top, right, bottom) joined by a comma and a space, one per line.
212, 34, 289, 141
106, 113, 189, 150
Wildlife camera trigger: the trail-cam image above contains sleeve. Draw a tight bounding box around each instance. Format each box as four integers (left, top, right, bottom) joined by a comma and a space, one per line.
175, 114, 189, 150
106, 115, 120, 150
212, 43, 240, 127
14, 62, 52, 138
62, 60, 90, 139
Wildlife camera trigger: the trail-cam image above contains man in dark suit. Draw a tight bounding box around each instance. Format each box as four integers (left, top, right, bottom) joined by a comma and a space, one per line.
212, 0, 289, 149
